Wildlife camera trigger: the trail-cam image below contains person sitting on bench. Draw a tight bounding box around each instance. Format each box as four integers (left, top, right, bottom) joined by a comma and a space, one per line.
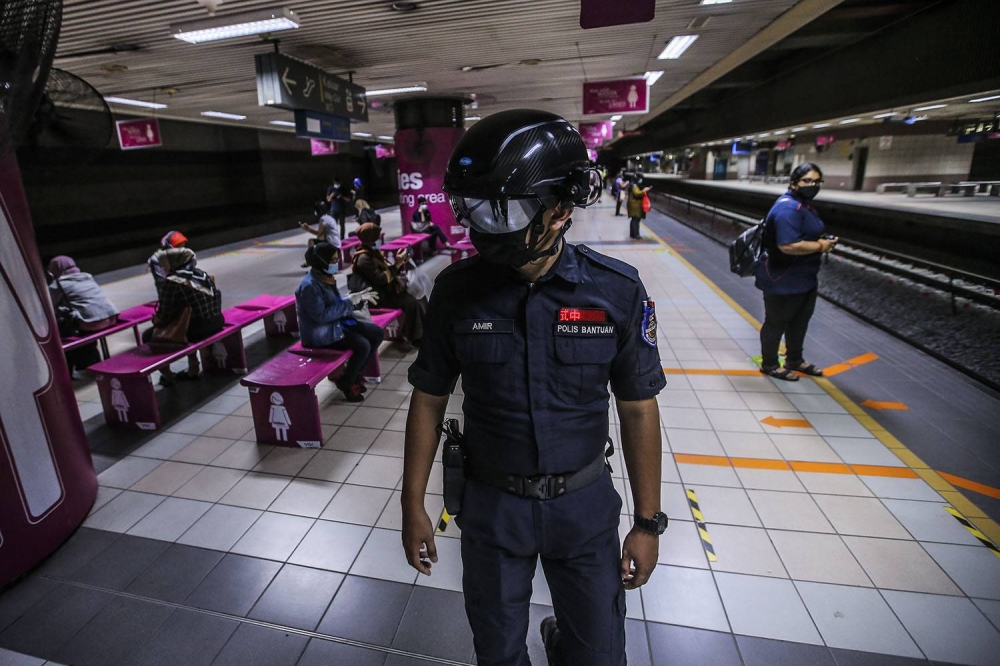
410, 196, 451, 250
148, 230, 189, 287
48, 255, 120, 375
296, 242, 383, 402
143, 247, 224, 384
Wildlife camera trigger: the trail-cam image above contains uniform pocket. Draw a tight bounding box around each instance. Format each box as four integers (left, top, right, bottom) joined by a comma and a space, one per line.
554, 336, 616, 403
455, 331, 515, 400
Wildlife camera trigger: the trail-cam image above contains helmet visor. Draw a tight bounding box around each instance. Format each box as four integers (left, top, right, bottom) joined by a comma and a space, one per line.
449, 196, 545, 234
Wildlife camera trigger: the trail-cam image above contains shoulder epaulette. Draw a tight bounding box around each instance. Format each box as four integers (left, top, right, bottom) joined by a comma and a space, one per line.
576, 245, 639, 282
435, 253, 481, 283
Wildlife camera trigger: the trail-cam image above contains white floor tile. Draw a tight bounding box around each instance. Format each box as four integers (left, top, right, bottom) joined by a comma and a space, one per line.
269, 478, 341, 518
715, 572, 822, 644
176, 504, 262, 551
126, 497, 213, 542
321, 484, 393, 525
219, 472, 291, 510
289, 520, 371, 572
231, 512, 315, 561
83, 490, 165, 533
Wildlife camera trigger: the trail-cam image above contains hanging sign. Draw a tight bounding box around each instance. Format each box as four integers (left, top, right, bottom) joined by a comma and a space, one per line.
310, 139, 339, 156
579, 121, 613, 149
255, 52, 368, 122
116, 118, 162, 150
294, 110, 351, 142
583, 78, 649, 116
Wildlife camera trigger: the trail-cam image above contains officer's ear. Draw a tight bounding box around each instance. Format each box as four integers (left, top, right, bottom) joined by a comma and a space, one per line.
547, 204, 573, 232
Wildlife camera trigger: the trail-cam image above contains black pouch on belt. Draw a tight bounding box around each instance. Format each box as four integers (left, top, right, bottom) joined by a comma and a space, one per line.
439, 418, 466, 516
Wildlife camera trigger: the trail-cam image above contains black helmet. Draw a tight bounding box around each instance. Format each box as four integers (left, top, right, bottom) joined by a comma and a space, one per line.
444, 109, 599, 234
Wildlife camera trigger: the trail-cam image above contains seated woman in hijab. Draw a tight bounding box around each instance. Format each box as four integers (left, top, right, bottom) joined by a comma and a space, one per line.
350, 223, 425, 348
144, 247, 224, 384
48, 255, 120, 374
296, 242, 383, 402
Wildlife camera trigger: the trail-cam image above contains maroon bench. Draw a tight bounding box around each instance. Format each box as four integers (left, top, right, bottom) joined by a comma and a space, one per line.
381, 232, 432, 263
451, 236, 477, 264
87, 295, 297, 431
240, 308, 402, 447
61, 301, 158, 359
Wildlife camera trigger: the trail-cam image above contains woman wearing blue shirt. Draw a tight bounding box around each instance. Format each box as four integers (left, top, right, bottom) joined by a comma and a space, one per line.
295, 242, 384, 401
755, 163, 838, 381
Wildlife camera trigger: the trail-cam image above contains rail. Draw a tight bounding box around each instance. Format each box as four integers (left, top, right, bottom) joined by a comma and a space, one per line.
647, 190, 1000, 314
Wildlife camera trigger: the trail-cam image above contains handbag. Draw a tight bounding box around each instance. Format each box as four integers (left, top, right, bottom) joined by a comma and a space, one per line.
642, 192, 651, 213
150, 306, 192, 349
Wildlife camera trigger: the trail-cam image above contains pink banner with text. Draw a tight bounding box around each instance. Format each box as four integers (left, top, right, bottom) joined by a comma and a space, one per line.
583, 78, 649, 116
395, 127, 465, 241
579, 121, 614, 149
116, 118, 162, 150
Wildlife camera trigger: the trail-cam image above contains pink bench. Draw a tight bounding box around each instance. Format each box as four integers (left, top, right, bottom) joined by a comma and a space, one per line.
381, 232, 432, 263
339, 237, 361, 269
451, 237, 477, 264
233, 294, 298, 336
61, 301, 158, 358
240, 308, 403, 447
87, 295, 297, 431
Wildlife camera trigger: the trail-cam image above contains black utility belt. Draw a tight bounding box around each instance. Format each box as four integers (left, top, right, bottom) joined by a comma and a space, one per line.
470, 452, 608, 501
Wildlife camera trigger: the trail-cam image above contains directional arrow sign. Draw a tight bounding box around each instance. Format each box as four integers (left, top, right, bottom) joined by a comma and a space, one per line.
761, 416, 812, 429
861, 400, 908, 411
255, 52, 368, 122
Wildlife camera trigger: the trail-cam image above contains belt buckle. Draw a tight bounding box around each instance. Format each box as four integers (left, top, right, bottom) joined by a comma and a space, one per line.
518, 475, 567, 500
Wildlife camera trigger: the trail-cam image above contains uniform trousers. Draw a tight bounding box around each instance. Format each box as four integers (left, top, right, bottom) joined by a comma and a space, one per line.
324, 321, 384, 386
457, 470, 626, 666
760, 288, 818, 369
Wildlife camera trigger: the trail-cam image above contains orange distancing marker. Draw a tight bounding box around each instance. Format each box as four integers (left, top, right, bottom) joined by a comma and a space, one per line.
673, 453, 922, 481
824, 352, 879, 377
760, 415, 812, 429
938, 472, 1000, 501
860, 400, 908, 411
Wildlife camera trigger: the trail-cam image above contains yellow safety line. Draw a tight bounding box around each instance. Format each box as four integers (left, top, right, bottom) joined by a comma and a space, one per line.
944, 506, 1000, 560
686, 489, 718, 563
436, 508, 452, 534
640, 222, 1000, 547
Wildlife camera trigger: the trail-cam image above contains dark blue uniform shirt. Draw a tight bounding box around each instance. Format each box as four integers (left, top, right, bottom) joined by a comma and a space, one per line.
408, 242, 666, 477
755, 190, 826, 295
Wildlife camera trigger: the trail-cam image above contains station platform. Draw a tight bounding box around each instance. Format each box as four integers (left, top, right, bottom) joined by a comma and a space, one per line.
2, 201, 1000, 666
646, 176, 1000, 225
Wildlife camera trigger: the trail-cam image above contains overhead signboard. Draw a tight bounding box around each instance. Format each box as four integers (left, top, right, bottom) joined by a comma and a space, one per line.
294, 110, 351, 142
583, 78, 648, 116
375, 144, 396, 159
579, 121, 613, 149
580, 0, 654, 29
115, 118, 162, 150
310, 139, 339, 156
255, 52, 368, 122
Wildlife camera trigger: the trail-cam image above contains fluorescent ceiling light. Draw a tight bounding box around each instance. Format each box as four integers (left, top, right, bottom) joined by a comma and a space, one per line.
873, 112, 898, 118
813, 123, 831, 128
643, 71, 664, 86
365, 85, 427, 96
610, 115, 623, 121
658, 35, 699, 60
758, 133, 770, 137
969, 94, 1000, 103
104, 96, 167, 110
465, 116, 481, 121
269, 120, 295, 127
773, 130, 786, 135
840, 118, 861, 124
792, 127, 806, 132
377, 135, 394, 141
171, 7, 299, 44
201, 111, 246, 120
700, 0, 732, 4
352, 132, 372, 138
913, 104, 946, 111
610, 120, 618, 126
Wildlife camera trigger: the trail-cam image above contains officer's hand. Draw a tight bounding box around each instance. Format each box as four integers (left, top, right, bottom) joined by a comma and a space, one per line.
402, 506, 438, 576
620, 527, 659, 590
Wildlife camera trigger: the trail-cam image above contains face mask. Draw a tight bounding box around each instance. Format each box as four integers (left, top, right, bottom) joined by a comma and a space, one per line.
470, 227, 538, 267
420, 204, 428, 211
797, 185, 820, 200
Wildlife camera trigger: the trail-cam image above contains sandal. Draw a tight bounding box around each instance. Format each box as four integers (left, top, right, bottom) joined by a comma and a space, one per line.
760, 366, 799, 382
792, 363, 824, 377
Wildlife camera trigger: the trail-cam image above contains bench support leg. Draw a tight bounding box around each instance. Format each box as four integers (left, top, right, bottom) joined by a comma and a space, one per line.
200, 333, 248, 375
263, 304, 298, 337
94, 374, 161, 431
246, 385, 323, 448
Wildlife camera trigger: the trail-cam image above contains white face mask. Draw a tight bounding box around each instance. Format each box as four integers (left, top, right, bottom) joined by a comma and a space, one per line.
420, 204, 428, 211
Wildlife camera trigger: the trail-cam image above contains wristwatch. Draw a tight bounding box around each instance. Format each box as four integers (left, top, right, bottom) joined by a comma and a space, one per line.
634, 512, 669, 535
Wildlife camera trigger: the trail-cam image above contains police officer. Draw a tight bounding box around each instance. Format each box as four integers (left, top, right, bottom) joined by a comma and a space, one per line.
401, 110, 668, 666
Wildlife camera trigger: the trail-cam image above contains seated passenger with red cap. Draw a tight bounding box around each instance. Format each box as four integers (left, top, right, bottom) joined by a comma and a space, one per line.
148, 230, 190, 287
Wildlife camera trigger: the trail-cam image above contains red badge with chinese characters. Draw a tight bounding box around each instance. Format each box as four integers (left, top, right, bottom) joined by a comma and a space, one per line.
558, 308, 607, 323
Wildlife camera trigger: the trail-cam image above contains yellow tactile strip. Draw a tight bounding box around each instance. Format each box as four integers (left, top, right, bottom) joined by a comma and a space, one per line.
642, 224, 1000, 551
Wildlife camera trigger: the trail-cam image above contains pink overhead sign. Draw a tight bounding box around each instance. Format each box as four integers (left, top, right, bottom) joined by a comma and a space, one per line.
583, 78, 649, 116
310, 139, 339, 156
116, 118, 161, 150
375, 143, 395, 159
579, 121, 613, 149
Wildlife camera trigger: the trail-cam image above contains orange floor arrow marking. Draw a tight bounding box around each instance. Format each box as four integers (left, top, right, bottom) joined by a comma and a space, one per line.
847, 352, 879, 366
861, 400, 908, 411
823, 352, 880, 377
674, 453, 732, 468
939, 472, 1000, 501
761, 415, 812, 429
822, 363, 854, 377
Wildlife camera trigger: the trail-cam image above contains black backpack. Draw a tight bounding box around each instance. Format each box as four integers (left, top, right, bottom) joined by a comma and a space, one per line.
729, 219, 768, 277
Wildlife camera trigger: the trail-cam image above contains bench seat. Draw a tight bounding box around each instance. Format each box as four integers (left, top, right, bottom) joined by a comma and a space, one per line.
87, 294, 297, 431
381, 232, 432, 262
62, 301, 158, 355
451, 237, 477, 264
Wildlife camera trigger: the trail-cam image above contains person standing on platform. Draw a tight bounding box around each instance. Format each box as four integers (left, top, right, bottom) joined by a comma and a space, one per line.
326, 176, 351, 240
400, 110, 668, 666
296, 242, 383, 402
613, 171, 626, 216
411, 196, 452, 250
755, 162, 837, 381
626, 173, 650, 240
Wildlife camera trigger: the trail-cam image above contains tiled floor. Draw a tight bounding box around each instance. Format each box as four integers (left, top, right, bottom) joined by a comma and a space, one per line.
3, 201, 1000, 665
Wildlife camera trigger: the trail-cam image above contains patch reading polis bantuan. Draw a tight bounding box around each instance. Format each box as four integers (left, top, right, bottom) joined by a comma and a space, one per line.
454, 319, 515, 334
553, 322, 616, 337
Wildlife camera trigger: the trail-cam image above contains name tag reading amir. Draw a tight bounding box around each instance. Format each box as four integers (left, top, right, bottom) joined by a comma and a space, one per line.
455, 319, 514, 334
